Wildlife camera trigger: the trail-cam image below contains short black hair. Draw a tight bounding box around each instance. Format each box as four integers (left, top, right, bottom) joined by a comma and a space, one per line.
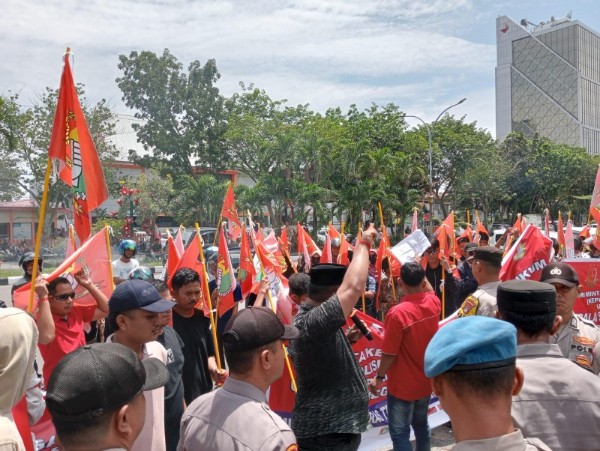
499, 309, 555, 338
171, 268, 200, 291
288, 273, 309, 297
308, 284, 338, 303
441, 364, 516, 399
152, 279, 168, 293
400, 262, 425, 287
48, 276, 72, 296
225, 341, 278, 375
52, 407, 115, 448
574, 237, 583, 251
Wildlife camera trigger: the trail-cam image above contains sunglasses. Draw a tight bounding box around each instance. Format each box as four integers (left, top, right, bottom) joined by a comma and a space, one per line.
424, 249, 439, 255
52, 292, 76, 301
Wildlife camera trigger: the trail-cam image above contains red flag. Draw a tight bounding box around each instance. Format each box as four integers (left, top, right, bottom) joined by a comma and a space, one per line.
590, 164, 600, 224
174, 227, 185, 255
513, 213, 523, 233
221, 183, 242, 241
327, 223, 341, 240
255, 241, 292, 322
411, 208, 419, 232
238, 227, 256, 299
167, 234, 210, 316
338, 232, 351, 266
65, 224, 77, 258
580, 224, 591, 239
438, 212, 455, 257
166, 233, 182, 281
500, 225, 553, 281
557, 211, 566, 257
48, 50, 108, 243
216, 226, 237, 316
320, 233, 333, 264
279, 227, 289, 254
297, 224, 312, 271
14, 228, 113, 311
374, 238, 386, 311
565, 220, 575, 259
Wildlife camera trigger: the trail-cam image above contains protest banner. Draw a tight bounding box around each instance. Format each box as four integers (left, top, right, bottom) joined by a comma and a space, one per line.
562, 259, 600, 325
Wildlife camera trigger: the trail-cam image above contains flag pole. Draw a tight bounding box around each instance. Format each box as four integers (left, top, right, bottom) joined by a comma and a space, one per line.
377, 202, 396, 301
255, 247, 297, 393
196, 223, 222, 371
105, 226, 115, 291
28, 158, 53, 313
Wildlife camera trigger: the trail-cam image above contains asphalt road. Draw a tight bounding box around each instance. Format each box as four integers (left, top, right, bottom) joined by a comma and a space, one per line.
0, 284, 12, 306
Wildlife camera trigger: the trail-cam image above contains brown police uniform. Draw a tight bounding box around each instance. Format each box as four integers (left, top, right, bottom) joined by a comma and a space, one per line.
551, 313, 600, 374
457, 281, 500, 318
451, 429, 550, 450
512, 343, 600, 450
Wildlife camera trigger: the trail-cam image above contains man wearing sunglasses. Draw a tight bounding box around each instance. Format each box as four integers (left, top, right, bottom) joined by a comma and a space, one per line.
38, 271, 109, 387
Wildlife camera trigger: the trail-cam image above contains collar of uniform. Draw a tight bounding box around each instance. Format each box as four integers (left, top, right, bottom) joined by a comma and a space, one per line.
452, 429, 528, 450
479, 280, 501, 290
223, 377, 267, 404
516, 343, 563, 359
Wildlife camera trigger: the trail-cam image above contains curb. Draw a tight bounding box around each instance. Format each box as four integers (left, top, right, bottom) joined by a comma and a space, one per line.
0, 276, 22, 286
0, 267, 165, 286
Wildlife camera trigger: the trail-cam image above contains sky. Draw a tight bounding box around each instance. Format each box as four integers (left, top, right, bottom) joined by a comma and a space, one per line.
2, 0, 600, 138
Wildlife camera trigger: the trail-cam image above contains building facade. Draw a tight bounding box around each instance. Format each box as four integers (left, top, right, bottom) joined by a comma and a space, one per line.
496, 15, 600, 154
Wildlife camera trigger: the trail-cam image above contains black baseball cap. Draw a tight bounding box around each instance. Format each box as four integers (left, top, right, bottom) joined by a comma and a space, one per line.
540, 262, 579, 288
497, 280, 556, 314
223, 307, 300, 352
46, 343, 169, 422
109, 279, 175, 315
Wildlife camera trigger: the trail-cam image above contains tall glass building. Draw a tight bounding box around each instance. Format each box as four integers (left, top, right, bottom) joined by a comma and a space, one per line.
496, 15, 600, 154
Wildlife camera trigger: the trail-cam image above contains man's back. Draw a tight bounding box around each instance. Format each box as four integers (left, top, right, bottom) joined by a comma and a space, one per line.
512, 343, 600, 450
179, 378, 295, 451
289, 295, 369, 438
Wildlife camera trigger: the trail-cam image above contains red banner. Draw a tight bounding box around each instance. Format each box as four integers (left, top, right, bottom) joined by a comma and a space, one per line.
500, 225, 553, 282
562, 259, 600, 325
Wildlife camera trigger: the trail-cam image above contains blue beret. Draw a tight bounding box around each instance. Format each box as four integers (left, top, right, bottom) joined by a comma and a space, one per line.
424, 316, 517, 378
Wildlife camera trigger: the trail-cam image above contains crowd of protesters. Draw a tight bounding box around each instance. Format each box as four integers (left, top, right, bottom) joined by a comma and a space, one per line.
2, 218, 600, 451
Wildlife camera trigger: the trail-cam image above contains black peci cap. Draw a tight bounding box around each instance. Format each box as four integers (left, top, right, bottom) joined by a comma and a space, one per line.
497, 280, 556, 314
46, 343, 169, 423
309, 264, 347, 287
223, 307, 300, 352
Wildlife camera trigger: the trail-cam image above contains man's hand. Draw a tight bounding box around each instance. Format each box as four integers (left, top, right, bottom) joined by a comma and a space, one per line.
74, 270, 92, 288
362, 224, 377, 246
210, 367, 228, 385
346, 324, 364, 344
368, 377, 384, 395
34, 276, 49, 299
440, 255, 451, 272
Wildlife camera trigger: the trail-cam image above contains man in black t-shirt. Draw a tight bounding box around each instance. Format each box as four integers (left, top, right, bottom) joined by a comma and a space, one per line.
153, 280, 186, 451
170, 268, 227, 404
289, 224, 377, 451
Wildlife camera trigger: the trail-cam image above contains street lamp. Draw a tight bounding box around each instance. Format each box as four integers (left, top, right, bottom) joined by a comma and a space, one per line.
402, 98, 467, 231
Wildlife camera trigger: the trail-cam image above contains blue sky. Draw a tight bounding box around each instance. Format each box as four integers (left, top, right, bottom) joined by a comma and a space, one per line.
2, 0, 599, 137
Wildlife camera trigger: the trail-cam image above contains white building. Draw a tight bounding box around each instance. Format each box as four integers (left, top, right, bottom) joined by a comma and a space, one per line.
496, 14, 600, 154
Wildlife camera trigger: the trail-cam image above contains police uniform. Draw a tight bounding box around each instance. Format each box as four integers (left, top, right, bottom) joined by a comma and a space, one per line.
457, 247, 503, 318
551, 314, 600, 374
178, 307, 300, 451
539, 262, 600, 374
179, 377, 297, 451
424, 316, 550, 451
497, 280, 600, 450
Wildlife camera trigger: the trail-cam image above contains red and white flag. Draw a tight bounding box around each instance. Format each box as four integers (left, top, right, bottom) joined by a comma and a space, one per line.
590, 164, 600, 224
500, 225, 553, 281
320, 233, 333, 264
411, 208, 419, 232
565, 220, 575, 259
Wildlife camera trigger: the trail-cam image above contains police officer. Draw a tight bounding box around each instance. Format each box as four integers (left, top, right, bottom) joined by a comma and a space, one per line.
539, 262, 600, 374
424, 316, 550, 450
455, 242, 479, 305
496, 280, 600, 450
178, 307, 300, 451
457, 246, 502, 317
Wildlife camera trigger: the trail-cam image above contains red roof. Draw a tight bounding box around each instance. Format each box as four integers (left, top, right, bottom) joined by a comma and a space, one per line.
0, 198, 71, 214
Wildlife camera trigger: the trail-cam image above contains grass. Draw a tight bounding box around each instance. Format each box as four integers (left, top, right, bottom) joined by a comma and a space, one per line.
0, 267, 59, 279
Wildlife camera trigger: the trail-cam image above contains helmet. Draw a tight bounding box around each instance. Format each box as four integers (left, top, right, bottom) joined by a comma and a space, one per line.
331, 238, 341, 247
129, 266, 154, 281
118, 239, 137, 256
19, 252, 43, 274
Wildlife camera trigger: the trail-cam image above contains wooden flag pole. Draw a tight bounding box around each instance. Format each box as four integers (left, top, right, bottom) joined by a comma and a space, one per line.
196, 223, 222, 371
105, 226, 115, 291
377, 202, 397, 301
28, 158, 53, 313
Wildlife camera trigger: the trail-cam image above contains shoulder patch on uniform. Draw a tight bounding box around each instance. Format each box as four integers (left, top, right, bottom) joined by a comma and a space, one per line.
573, 335, 596, 347
457, 295, 479, 318
286, 445, 298, 451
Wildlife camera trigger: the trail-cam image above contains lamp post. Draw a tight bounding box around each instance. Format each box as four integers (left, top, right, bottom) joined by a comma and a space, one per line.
402, 98, 467, 232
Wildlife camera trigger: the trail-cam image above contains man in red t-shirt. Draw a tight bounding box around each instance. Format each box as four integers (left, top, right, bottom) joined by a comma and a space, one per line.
38, 271, 109, 386
369, 262, 441, 451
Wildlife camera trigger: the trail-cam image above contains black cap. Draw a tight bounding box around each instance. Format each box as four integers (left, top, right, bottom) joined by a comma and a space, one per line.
468, 246, 502, 266
457, 236, 470, 244
109, 279, 175, 315
223, 306, 300, 352
497, 280, 556, 314
46, 343, 169, 423
309, 264, 347, 287
540, 262, 579, 288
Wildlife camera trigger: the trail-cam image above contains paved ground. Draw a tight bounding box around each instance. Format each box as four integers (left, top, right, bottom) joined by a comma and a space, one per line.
375, 422, 455, 450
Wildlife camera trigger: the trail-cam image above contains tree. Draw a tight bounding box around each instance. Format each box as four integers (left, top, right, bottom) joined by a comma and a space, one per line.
133, 165, 175, 227
116, 49, 227, 175
0, 94, 29, 200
